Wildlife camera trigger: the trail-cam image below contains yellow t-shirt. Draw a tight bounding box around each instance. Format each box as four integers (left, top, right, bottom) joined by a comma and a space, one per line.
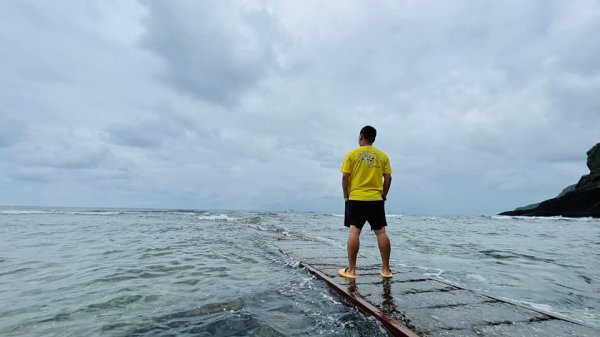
341, 145, 392, 201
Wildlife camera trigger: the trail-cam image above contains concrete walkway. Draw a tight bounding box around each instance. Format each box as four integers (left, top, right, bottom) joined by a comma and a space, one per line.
276, 238, 599, 337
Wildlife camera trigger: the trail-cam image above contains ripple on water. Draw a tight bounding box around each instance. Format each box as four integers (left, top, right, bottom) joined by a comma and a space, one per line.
0, 267, 33, 277
34, 294, 160, 325
91, 269, 166, 284
160, 264, 196, 273
190, 266, 229, 277
113, 290, 389, 337
140, 251, 174, 259
578, 274, 593, 284
84, 295, 147, 311
478, 249, 556, 264
174, 278, 201, 286
102, 249, 124, 256
127, 312, 286, 337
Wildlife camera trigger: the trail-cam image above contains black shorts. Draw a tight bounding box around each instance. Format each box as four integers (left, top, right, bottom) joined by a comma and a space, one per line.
344, 200, 387, 231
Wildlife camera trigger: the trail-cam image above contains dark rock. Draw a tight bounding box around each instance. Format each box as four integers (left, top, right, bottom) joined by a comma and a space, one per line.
576, 143, 600, 190
556, 184, 576, 198
514, 202, 540, 212
500, 186, 600, 217
500, 143, 600, 218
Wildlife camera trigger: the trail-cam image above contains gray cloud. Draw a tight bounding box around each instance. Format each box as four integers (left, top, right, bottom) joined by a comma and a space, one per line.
107, 124, 162, 148
139, 1, 284, 105
9, 168, 55, 184
105, 108, 212, 149
0, 119, 25, 147
31, 149, 110, 170
1, 1, 599, 213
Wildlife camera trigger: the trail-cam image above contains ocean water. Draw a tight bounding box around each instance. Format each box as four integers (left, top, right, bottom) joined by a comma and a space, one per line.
0, 207, 598, 336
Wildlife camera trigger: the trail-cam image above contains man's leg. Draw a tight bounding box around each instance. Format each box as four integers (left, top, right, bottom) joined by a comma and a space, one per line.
374, 227, 392, 275
346, 225, 361, 276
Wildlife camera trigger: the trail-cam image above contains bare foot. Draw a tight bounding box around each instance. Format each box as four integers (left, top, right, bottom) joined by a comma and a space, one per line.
380, 268, 393, 278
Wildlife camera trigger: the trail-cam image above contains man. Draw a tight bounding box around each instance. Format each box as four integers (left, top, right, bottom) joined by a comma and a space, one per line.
339, 125, 393, 279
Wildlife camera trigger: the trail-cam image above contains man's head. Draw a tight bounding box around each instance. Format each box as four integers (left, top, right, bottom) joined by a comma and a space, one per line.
359, 125, 376, 145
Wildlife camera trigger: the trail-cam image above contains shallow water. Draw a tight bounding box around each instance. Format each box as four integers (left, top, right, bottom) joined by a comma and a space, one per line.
0, 207, 598, 336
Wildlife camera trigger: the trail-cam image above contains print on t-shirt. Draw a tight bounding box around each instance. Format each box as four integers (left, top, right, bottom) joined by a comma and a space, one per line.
358, 151, 381, 169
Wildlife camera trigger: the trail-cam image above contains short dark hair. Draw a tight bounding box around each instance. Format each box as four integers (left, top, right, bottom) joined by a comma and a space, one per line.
360, 125, 376, 143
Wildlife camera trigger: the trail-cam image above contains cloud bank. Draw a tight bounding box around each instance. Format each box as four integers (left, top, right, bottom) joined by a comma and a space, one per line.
1, 0, 599, 214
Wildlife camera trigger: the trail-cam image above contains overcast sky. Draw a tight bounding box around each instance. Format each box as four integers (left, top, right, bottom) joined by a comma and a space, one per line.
1, 1, 599, 215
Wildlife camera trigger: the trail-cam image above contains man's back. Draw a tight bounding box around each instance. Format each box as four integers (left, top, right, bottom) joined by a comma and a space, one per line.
341, 145, 392, 201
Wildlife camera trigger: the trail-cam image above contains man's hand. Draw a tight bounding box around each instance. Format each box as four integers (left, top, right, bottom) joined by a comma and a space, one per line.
382, 173, 392, 202
342, 173, 351, 201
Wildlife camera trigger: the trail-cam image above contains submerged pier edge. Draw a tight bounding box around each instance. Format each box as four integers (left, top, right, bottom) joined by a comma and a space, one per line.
300, 261, 420, 337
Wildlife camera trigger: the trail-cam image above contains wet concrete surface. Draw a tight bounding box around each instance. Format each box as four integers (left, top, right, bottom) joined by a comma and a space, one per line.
276, 239, 599, 337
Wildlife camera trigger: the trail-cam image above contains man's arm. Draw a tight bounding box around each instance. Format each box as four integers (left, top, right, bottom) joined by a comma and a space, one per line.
342, 173, 351, 201
382, 173, 392, 200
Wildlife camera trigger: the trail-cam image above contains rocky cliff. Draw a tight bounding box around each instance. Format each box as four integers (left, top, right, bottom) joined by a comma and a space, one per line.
500, 143, 600, 218
576, 143, 600, 190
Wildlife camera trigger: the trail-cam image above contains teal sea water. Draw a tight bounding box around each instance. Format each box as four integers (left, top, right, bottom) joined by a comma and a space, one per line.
1, 207, 599, 336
